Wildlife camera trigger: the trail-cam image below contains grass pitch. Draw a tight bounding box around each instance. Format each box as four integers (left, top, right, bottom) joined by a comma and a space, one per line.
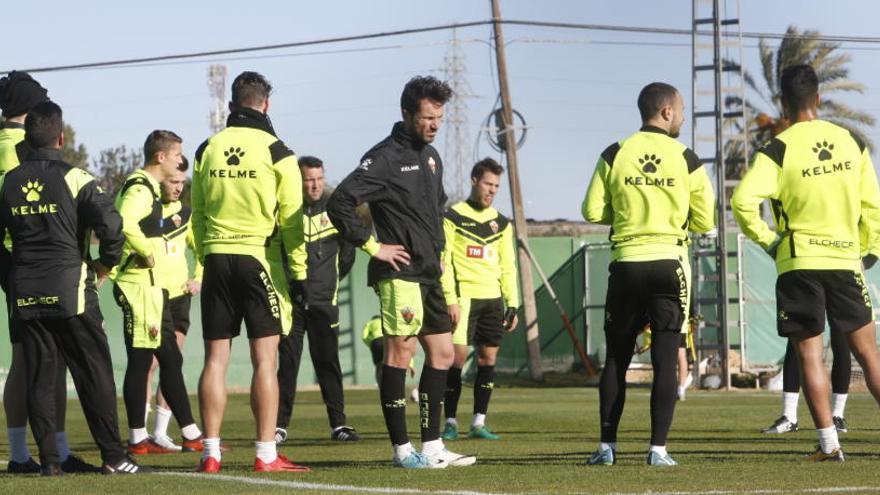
2, 386, 880, 494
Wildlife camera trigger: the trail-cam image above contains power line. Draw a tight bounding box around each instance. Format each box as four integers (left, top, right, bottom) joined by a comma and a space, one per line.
7, 19, 880, 76
0, 20, 490, 75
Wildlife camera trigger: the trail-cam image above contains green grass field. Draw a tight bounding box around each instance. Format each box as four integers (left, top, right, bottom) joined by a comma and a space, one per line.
2, 386, 880, 494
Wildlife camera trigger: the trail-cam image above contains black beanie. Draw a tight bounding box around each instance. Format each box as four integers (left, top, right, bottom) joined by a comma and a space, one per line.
0, 71, 49, 118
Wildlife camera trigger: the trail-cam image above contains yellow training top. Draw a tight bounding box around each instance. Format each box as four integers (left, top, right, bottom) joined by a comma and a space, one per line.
440, 200, 520, 309
583, 125, 716, 261
731, 119, 880, 274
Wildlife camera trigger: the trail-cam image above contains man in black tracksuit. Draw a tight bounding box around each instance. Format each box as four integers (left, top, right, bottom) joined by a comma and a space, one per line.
0, 101, 144, 475
328, 76, 474, 468
275, 155, 358, 443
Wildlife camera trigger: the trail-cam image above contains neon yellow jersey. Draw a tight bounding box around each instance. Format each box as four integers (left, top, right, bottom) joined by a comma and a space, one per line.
151, 201, 203, 299
583, 126, 716, 261
114, 170, 164, 284
191, 109, 306, 280
0, 123, 26, 176
731, 119, 880, 274
440, 200, 520, 308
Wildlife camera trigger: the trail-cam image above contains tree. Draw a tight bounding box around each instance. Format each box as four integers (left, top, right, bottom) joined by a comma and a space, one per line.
61, 124, 88, 168
90, 145, 142, 196
725, 25, 875, 182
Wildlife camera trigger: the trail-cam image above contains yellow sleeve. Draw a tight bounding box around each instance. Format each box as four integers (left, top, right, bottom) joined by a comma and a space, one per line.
361, 236, 381, 256
191, 158, 206, 262
583, 157, 613, 224
858, 148, 880, 257
275, 154, 307, 281
731, 151, 782, 250
117, 184, 156, 258
186, 226, 204, 281
688, 165, 716, 234
499, 222, 520, 308
440, 217, 458, 305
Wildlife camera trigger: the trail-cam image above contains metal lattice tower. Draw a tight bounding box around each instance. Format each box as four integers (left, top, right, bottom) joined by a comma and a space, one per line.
442, 29, 474, 203
690, 0, 749, 389
208, 64, 229, 134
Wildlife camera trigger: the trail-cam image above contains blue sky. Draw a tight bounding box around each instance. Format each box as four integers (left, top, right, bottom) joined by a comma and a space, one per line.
4, 0, 879, 220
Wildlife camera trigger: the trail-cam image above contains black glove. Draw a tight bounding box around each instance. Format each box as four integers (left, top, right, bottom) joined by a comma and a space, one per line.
290, 279, 308, 308
502, 307, 518, 331
864, 254, 878, 270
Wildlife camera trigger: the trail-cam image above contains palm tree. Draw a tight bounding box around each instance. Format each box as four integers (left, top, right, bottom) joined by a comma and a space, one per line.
725, 25, 874, 182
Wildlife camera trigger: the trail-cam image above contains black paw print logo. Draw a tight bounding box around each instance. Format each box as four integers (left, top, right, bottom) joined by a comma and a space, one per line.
224, 147, 245, 166
638, 153, 661, 173
812, 141, 834, 161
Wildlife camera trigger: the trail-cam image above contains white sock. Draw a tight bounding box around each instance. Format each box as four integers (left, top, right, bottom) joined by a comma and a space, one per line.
677, 385, 685, 397
129, 427, 149, 444
472, 413, 486, 428
181, 423, 202, 441
144, 403, 151, 426
421, 438, 444, 455
817, 426, 840, 454
153, 406, 172, 439
599, 441, 616, 451
446, 417, 458, 426
649, 444, 668, 457
832, 393, 848, 418
782, 392, 799, 422
8, 427, 31, 463
203, 437, 221, 461
393, 442, 413, 460
55, 431, 70, 462
255, 440, 277, 464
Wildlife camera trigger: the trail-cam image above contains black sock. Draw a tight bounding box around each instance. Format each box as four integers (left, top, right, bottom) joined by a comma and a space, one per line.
649, 331, 680, 446
380, 365, 408, 446
473, 365, 496, 416
444, 367, 463, 421
419, 366, 447, 443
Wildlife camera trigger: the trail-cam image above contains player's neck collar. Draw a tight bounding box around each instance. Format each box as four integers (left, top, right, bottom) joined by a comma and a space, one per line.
640, 125, 669, 136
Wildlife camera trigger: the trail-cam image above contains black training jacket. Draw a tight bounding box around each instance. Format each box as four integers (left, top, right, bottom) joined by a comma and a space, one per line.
328, 122, 447, 286
303, 195, 355, 306
0, 148, 124, 320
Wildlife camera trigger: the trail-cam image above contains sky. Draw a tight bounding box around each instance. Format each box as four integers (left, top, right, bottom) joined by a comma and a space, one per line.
4, 0, 880, 220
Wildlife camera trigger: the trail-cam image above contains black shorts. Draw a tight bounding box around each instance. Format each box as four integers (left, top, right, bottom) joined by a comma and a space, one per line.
168, 295, 192, 335
201, 254, 282, 340
604, 259, 687, 337
453, 297, 505, 347
776, 269, 873, 337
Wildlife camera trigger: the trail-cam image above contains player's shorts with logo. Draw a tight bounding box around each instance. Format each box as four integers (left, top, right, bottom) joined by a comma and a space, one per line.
776, 269, 873, 337
452, 297, 504, 347
604, 258, 689, 336
377, 279, 452, 337
168, 294, 192, 334
201, 253, 283, 340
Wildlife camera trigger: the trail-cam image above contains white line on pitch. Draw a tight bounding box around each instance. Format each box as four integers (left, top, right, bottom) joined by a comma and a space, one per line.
158, 472, 517, 495
605, 487, 880, 495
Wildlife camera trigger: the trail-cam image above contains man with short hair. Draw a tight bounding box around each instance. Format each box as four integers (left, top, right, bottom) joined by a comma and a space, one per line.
328, 75, 475, 469
192, 71, 309, 473
145, 158, 204, 450
583, 82, 715, 466
275, 155, 358, 444
114, 130, 203, 455
0, 71, 92, 473
440, 158, 519, 441
732, 64, 880, 461
0, 101, 143, 475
